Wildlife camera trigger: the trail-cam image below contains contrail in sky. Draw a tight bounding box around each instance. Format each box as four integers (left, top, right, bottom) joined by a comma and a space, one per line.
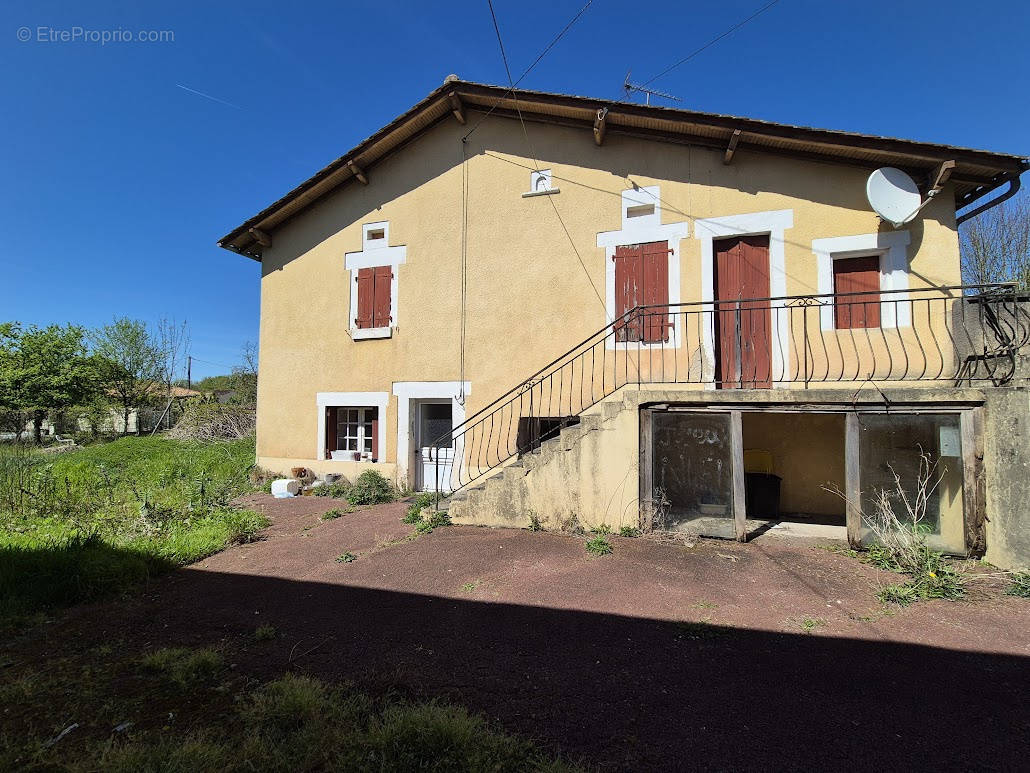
175, 84, 243, 110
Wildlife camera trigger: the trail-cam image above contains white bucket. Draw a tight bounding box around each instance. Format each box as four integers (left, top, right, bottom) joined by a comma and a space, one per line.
271, 478, 300, 498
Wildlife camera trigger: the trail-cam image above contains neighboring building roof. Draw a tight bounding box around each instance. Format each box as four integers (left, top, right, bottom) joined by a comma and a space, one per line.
105, 385, 202, 400
219, 79, 1029, 260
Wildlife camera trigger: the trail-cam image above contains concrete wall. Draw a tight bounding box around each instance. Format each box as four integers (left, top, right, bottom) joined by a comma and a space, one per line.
254, 112, 963, 483
984, 387, 1030, 570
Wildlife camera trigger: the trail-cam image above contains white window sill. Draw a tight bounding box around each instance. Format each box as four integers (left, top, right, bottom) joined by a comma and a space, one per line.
351, 326, 393, 340
521, 188, 560, 198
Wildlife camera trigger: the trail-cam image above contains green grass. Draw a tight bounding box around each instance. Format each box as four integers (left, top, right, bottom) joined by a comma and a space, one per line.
1006, 571, 1030, 598
254, 625, 278, 641
0, 436, 266, 624
590, 523, 612, 536
798, 617, 825, 633
584, 536, 612, 556
93, 672, 574, 772
618, 526, 641, 537
140, 647, 224, 687
320, 508, 346, 521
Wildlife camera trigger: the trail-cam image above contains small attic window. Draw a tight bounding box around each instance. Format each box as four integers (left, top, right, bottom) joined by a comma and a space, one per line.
626, 203, 655, 219
522, 169, 559, 198
367, 228, 385, 241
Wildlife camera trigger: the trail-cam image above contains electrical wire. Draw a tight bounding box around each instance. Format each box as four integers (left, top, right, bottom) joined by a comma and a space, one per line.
463, 0, 594, 142
640, 0, 782, 87
485, 0, 605, 311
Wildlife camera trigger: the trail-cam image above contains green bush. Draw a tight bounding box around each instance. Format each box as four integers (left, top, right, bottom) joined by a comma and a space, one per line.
585, 536, 612, 556
313, 481, 350, 499
320, 508, 345, 521
347, 470, 395, 505
619, 526, 641, 537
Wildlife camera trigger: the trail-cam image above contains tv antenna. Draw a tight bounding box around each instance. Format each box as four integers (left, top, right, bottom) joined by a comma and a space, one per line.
623, 71, 681, 105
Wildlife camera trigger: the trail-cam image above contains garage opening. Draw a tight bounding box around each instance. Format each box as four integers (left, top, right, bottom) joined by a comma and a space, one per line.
645, 405, 977, 552
741, 412, 846, 533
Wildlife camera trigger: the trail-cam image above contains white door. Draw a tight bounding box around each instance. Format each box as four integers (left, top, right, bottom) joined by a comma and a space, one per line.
416, 401, 454, 492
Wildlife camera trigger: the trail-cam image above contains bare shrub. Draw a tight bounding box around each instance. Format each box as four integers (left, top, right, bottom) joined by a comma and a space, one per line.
639, 486, 671, 533
169, 402, 255, 441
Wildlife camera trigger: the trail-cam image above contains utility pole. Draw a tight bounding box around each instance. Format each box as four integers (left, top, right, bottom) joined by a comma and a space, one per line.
187, 355, 192, 390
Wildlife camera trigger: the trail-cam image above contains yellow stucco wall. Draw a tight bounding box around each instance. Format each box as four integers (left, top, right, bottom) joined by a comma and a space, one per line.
254, 114, 961, 485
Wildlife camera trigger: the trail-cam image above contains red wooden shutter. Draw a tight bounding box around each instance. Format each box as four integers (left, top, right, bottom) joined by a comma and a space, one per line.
372, 266, 392, 328
641, 241, 670, 343
370, 406, 379, 462
355, 268, 374, 328
834, 256, 881, 329
325, 407, 338, 457
613, 245, 643, 341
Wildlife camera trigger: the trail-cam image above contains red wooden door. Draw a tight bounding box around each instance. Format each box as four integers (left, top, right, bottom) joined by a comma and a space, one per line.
714, 235, 772, 388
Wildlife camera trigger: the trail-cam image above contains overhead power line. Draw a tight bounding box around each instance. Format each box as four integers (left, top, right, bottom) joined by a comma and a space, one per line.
463, 0, 594, 141
640, 0, 783, 88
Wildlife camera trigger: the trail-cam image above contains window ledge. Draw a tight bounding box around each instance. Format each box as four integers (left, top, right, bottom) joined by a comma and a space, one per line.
521, 188, 560, 198
351, 326, 393, 340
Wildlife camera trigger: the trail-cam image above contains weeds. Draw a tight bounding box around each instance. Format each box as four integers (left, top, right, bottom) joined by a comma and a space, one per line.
313, 481, 350, 499
347, 470, 395, 506
67, 670, 574, 771
591, 523, 612, 536
254, 625, 278, 642
798, 617, 825, 633
461, 582, 479, 593
0, 438, 267, 623
828, 451, 965, 606
527, 513, 543, 531
414, 511, 451, 535
403, 492, 433, 524
1005, 571, 1030, 598
584, 536, 612, 557
336, 552, 357, 564
140, 647, 223, 687
619, 526, 640, 538
320, 508, 345, 521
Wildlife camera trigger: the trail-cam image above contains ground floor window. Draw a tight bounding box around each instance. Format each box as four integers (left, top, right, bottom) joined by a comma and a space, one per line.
326, 406, 378, 461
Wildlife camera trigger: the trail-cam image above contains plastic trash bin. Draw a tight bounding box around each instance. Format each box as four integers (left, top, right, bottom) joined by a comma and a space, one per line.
745, 472, 781, 518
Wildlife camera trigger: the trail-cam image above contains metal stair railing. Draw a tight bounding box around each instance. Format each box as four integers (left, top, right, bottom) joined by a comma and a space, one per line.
428, 283, 1028, 503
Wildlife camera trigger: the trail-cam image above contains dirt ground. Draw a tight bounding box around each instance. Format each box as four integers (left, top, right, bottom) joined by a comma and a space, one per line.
6, 494, 1029, 771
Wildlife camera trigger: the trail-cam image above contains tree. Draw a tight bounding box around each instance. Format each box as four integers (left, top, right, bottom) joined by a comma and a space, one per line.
156, 317, 190, 396
960, 196, 1030, 289
90, 318, 164, 435
0, 322, 98, 442
228, 341, 258, 404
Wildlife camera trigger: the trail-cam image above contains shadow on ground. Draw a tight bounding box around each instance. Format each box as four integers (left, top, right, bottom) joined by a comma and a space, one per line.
23, 565, 1026, 771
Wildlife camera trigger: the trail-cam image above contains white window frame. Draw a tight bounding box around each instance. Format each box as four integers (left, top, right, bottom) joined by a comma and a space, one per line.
344, 221, 406, 340
335, 407, 375, 455
812, 231, 911, 331
316, 391, 389, 461
596, 186, 688, 350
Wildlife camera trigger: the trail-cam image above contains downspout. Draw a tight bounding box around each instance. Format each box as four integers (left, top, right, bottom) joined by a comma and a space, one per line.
956, 174, 1023, 226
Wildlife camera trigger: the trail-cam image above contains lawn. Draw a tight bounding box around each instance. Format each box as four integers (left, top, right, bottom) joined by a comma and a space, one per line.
0, 436, 266, 624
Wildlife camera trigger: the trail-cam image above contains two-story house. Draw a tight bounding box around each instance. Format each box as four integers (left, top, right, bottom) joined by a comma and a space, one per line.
220, 80, 1029, 568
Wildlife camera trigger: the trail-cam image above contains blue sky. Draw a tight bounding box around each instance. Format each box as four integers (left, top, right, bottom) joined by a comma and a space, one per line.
2, 0, 1027, 380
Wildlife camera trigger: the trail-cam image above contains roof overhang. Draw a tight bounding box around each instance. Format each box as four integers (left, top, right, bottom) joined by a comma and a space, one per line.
219, 80, 1029, 260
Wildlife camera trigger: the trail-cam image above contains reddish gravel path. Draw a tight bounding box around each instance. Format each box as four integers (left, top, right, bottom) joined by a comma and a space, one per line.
9, 494, 1029, 771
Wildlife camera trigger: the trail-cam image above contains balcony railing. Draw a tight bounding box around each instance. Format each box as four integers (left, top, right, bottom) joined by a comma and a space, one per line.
429, 283, 1029, 497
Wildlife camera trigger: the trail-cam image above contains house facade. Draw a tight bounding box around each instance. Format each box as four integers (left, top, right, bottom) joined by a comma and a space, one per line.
220, 81, 1029, 568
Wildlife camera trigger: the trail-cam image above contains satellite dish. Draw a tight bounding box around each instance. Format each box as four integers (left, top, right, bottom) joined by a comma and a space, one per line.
866, 167, 923, 228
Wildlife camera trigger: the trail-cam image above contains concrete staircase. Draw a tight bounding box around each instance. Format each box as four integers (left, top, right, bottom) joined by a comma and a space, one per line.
445, 391, 642, 530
